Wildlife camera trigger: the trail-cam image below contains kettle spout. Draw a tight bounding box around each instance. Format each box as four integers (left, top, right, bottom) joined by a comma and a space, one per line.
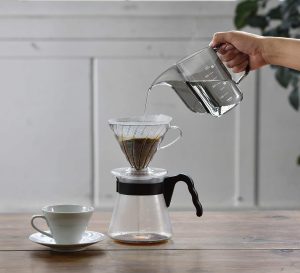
150, 65, 184, 88
149, 66, 207, 114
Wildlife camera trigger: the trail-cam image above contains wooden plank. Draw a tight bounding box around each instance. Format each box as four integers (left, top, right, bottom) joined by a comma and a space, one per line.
0, 1, 236, 16
0, 250, 299, 273
0, 17, 233, 39
2, 211, 300, 251
0, 40, 210, 58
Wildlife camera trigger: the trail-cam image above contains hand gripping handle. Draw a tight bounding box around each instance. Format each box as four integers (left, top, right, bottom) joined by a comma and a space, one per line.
213, 44, 250, 84
163, 174, 203, 217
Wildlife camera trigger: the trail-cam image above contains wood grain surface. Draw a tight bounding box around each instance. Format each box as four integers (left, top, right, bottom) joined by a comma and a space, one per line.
0, 211, 300, 272
0, 250, 299, 273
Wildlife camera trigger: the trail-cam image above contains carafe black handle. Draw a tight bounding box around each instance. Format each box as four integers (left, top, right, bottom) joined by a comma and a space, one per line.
163, 174, 203, 217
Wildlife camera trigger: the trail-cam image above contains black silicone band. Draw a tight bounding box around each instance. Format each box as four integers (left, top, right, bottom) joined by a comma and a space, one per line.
116, 180, 164, 196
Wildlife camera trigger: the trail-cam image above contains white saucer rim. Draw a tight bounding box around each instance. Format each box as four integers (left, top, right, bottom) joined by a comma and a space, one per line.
29, 230, 106, 247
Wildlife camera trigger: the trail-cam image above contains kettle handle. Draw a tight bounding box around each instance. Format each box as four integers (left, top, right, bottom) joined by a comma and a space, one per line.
235, 64, 250, 84
213, 45, 250, 84
163, 174, 203, 217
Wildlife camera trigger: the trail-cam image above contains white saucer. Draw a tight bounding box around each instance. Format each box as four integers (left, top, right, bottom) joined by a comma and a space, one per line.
29, 230, 106, 252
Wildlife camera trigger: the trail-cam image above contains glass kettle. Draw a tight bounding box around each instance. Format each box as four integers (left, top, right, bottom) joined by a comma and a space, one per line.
149, 46, 250, 117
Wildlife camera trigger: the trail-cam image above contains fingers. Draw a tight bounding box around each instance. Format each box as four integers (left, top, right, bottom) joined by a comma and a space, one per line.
218, 44, 234, 55
209, 31, 257, 72
225, 53, 248, 68
219, 48, 241, 62
209, 31, 234, 48
231, 59, 249, 73
217, 46, 249, 72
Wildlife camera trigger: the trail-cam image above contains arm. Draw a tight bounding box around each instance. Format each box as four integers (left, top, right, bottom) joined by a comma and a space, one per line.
263, 37, 300, 71
210, 31, 300, 72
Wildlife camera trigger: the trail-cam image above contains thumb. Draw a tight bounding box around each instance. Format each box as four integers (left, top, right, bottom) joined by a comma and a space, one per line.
209, 32, 233, 48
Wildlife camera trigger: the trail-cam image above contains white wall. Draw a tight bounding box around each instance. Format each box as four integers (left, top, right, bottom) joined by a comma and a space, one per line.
0, 1, 299, 212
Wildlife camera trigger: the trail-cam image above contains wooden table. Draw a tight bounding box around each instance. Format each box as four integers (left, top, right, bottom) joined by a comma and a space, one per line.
1, 211, 300, 272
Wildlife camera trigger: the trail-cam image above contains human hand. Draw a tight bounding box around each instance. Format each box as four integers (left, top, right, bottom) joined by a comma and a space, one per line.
209, 31, 268, 72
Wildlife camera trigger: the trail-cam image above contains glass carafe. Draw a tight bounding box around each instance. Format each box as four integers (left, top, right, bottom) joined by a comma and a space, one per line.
108, 168, 202, 244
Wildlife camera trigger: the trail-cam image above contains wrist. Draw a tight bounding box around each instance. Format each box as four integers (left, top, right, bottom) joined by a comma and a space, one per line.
260, 37, 281, 66
261, 37, 274, 64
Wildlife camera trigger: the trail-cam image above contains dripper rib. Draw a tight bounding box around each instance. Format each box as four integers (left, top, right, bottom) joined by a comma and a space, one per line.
108, 115, 172, 171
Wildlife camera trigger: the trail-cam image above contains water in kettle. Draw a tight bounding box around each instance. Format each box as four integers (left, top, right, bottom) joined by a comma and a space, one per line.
187, 79, 242, 116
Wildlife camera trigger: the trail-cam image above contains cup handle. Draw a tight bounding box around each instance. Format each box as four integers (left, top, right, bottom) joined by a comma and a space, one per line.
31, 215, 53, 238
158, 125, 183, 150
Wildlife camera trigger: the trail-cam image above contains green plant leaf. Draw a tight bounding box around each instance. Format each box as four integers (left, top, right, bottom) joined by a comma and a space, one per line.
263, 28, 280, 36
275, 67, 292, 88
297, 155, 300, 165
291, 74, 300, 88
267, 5, 282, 19
263, 25, 290, 37
288, 86, 299, 111
290, 13, 300, 28
247, 15, 269, 30
259, 0, 268, 8
281, 0, 299, 14
234, 0, 258, 29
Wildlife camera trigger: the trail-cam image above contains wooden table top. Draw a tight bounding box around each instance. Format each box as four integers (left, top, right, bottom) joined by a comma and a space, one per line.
1, 210, 300, 272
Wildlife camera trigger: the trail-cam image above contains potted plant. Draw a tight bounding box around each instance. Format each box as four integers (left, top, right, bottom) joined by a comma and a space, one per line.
234, 0, 300, 164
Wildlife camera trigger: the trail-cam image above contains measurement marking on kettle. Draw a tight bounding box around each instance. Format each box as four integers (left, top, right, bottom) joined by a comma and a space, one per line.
204, 71, 214, 78
220, 92, 229, 99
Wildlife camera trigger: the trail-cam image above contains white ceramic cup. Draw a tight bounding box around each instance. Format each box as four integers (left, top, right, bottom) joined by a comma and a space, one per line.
31, 204, 94, 244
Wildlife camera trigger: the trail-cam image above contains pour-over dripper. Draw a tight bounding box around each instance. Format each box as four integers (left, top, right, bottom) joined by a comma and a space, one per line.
108, 114, 182, 172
